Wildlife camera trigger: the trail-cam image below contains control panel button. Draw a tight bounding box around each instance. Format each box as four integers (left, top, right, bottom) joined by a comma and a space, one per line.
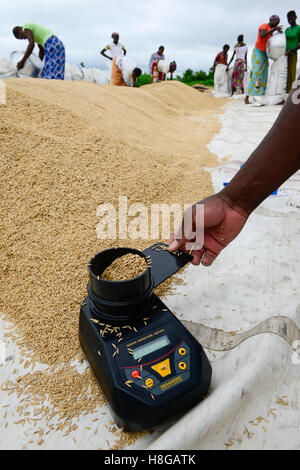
131, 370, 140, 379
178, 361, 187, 370
145, 378, 154, 388
151, 358, 171, 377
174, 341, 190, 362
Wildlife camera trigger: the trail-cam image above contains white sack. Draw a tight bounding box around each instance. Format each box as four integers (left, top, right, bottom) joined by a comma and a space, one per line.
157, 60, 170, 74
266, 55, 288, 96
10, 51, 42, 78
65, 64, 83, 81
0, 58, 16, 78
267, 33, 286, 61
243, 69, 250, 94
90, 68, 109, 84
82, 67, 109, 84
213, 64, 231, 97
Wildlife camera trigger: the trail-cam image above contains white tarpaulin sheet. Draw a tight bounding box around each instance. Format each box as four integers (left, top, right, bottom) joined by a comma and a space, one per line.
0, 100, 299, 450
141, 101, 300, 450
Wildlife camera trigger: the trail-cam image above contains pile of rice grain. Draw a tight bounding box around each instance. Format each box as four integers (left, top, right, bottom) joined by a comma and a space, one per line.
101, 253, 148, 281
0, 78, 227, 448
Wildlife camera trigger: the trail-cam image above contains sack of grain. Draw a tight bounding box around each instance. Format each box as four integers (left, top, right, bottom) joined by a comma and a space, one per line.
267, 33, 286, 61
266, 55, 288, 97
0, 58, 17, 78
10, 51, 42, 78
65, 64, 83, 81
213, 64, 231, 97
157, 60, 170, 74
82, 67, 109, 84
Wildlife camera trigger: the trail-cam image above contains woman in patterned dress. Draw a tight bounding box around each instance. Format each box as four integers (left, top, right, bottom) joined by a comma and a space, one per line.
227, 35, 248, 95
244, 16, 282, 104
13, 23, 65, 80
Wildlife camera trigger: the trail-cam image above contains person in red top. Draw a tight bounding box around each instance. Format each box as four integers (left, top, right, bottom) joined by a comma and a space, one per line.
245, 15, 282, 104
152, 59, 164, 82
152, 60, 177, 83
211, 44, 230, 73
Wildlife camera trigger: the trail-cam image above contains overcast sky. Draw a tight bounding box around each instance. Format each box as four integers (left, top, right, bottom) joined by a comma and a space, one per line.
0, 0, 298, 75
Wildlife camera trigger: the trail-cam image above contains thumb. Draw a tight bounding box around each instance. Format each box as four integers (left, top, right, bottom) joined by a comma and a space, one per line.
169, 239, 182, 251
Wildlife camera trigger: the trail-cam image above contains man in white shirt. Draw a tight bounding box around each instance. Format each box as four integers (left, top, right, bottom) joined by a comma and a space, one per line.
100, 32, 127, 61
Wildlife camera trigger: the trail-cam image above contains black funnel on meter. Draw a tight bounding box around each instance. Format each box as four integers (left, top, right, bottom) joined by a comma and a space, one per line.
87, 245, 193, 324
79, 243, 212, 432
87, 247, 154, 324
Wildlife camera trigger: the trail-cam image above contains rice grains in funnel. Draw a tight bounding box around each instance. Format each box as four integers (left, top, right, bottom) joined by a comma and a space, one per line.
101, 253, 149, 281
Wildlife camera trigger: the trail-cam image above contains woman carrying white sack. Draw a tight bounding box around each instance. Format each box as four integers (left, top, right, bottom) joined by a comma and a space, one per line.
151, 59, 177, 82
110, 55, 141, 87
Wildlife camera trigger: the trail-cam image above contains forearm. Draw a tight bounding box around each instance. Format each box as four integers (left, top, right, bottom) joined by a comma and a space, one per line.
227, 54, 234, 67
220, 86, 300, 214
260, 27, 276, 39
100, 51, 112, 60
22, 43, 34, 63
288, 44, 300, 54
38, 46, 44, 61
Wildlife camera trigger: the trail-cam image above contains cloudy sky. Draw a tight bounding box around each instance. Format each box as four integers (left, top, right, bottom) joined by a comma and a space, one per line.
0, 0, 298, 75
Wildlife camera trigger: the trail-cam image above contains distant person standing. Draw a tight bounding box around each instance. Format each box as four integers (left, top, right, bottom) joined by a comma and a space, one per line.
211, 45, 230, 72
227, 35, 248, 95
245, 15, 282, 104
12, 23, 65, 79
285, 10, 300, 92
100, 33, 126, 61
149, 46, 165, 73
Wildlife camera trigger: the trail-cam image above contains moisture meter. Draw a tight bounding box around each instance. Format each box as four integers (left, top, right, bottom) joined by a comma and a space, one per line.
79, 244, 212, 431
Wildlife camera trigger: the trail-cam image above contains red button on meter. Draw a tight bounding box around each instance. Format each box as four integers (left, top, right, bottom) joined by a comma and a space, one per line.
131, 370, 140, 379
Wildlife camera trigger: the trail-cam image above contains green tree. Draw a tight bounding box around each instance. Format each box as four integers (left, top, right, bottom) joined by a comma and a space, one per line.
176, 68, 214, 87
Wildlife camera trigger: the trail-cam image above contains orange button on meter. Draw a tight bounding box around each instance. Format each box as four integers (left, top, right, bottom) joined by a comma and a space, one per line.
178, 361, 187, 370
145, 378, 154, 388
179, 347, 187, 356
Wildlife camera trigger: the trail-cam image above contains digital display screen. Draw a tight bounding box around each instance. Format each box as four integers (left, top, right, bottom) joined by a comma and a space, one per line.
133, 335, 170, 360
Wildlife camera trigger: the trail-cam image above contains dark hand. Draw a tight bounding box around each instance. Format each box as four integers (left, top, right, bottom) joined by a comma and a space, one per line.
168, 194, 249, 266
17, 60, 25, 70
